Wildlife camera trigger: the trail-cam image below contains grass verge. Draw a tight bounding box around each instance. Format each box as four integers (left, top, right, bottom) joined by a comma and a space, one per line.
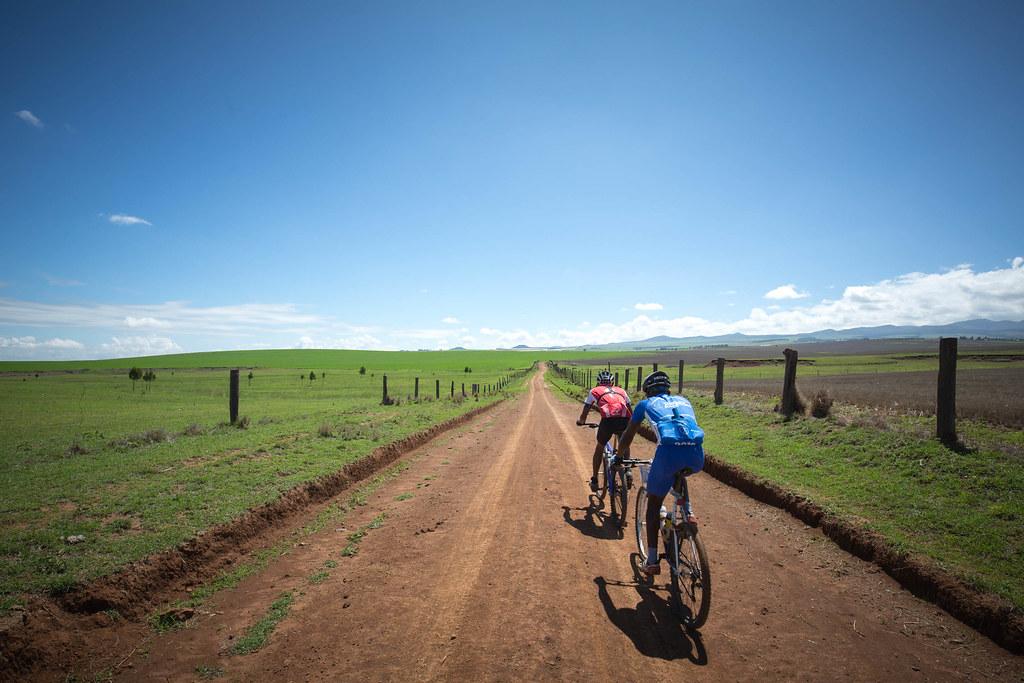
229, 591, 294, 655
688, 390, 1023, 609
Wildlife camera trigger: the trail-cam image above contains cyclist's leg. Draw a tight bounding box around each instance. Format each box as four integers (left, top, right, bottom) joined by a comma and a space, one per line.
592, 418, 616, 481
642, 444, 683, 573
678, 445, 705, 521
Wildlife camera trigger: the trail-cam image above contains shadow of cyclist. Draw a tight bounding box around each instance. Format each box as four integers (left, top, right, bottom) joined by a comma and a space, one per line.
593, 556, 708, 664
561, 498, 622, 540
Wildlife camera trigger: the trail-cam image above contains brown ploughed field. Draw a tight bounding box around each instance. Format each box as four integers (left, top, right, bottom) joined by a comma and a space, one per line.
689, 367, 1024, 427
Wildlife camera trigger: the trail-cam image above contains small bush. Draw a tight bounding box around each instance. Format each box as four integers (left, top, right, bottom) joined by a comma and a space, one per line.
184, 423, 205, 437
809, 390, 834, 418
65, 442, 90, 457
145, 428, 170, 443
359, 366, 366, 375
318, 423, 334, 438
236, 415, 251, 430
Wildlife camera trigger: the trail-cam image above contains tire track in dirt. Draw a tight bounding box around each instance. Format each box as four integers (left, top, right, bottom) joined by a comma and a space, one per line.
108, 366, 1021, 682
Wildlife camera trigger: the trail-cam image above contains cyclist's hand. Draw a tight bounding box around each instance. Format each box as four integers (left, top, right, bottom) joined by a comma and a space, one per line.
619, 446, 630, 459
576, 419, 585, 427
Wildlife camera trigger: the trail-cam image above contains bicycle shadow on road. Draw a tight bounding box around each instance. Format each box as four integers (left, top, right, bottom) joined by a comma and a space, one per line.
561, 499, 621, 540
594, 557, 708, 664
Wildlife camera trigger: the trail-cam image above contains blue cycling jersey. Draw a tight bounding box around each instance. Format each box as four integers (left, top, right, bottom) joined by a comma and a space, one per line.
631, 394, 700, 445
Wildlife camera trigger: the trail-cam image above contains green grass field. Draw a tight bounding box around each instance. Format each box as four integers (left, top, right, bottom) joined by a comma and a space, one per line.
547, 365, 1024, 610
2, 349, 619, 607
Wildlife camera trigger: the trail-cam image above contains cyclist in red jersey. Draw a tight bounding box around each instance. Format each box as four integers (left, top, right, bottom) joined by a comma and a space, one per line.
576, 370, 632, 492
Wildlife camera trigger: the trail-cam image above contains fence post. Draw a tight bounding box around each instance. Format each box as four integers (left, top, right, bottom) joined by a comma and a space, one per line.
653, 362, 658, 372
614, 372, 619, 386
678, 360, 684, 393
382, 374, 389, 404
436, 379, 440, 399
624, 368, 631, 393
451, 380, 455, 398
636, 366, 642, 392
229, 369, 239, 424
714, 358, 725, 405
937, 337, 958, 444
462, 383, 466, 397
414, 377, 419, 400
781, 349, 799, 417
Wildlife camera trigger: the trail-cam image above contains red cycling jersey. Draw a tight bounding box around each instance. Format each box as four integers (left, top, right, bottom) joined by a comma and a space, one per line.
585, 385, 632, 419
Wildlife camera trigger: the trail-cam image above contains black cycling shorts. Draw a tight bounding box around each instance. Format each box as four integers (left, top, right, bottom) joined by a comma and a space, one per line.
596, 417, 630, 445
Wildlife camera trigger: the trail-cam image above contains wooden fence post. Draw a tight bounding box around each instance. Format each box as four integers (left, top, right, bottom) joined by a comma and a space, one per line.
636, 366, 642, 392
462, 383, 466, 397
714, 358, 725, 405
781, 348, 799, 417
382, 375, 389, 404
614, 372, 619, 386
624, 368, 631, 393
436, 379, 440, 399
451, 380, 455, 398
678, 360, 684, 393
229, 369, 239, 424
414, 377, 419, 399
937, 337, 958, 443
653, 363, 658, 372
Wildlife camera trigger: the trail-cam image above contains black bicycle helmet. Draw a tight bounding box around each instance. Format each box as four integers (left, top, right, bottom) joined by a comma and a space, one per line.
596, 370, 614, 386
642, 370, 671, 396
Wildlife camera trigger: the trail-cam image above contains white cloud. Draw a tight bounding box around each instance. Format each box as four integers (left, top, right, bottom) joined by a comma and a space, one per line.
441, 316, 460, 324
471, 261, 1024, 347
0, 336, 83, 350
101, 336, 182, 356
764, 284, 809, 300
125, 316, 170, 328
14, 110, 43, 128
719, 290, 737, 296
41, 273, 85, 287
109, 214, 153, 227
1013, 256, 1023, 270
634, 303, 663, 311
296, 334, 386, 350
0, 299, 325, 335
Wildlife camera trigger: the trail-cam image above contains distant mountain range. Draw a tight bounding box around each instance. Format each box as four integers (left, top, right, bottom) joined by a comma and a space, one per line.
501, 319, 1024, 351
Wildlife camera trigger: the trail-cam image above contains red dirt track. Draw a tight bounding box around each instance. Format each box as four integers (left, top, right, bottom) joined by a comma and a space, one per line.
16, 368, 1024, 680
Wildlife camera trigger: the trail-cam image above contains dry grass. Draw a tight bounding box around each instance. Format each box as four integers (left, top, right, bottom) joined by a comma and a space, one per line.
809, 389, 834, 418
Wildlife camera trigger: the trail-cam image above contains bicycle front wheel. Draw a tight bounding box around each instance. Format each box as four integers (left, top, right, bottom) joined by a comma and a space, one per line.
634, 485, 648, 561
669, 527, 712, 629
612, 468, 629, 529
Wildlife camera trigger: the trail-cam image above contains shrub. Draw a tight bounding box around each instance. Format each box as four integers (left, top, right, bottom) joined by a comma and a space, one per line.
809, 390, 834, 418
65, 441, 90, 457
464, 367, 472, 373
184, 423, 205, 437
359, 366, 367, 375
308, 371, 316, 382
318, 422, 334, 437
128, 367, 142, 391
236, 415, 251, 429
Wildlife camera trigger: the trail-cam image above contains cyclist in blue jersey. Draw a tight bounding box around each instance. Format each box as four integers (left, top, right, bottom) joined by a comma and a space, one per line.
617, 370, 705, 577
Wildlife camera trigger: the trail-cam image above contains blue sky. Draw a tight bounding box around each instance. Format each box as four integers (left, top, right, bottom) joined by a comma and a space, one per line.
2, 1, 1023, 358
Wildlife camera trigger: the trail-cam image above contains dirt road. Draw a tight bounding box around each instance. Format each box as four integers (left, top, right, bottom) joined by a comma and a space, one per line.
120, 368, 1022, 681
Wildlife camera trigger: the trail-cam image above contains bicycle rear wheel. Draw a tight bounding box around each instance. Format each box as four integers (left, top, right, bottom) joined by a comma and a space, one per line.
634, 485, 648, 561
668, 526, 712, 629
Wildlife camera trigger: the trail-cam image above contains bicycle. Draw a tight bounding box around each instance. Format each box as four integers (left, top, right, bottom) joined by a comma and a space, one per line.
582, 424, 648, 529
635, 467, 711, 629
